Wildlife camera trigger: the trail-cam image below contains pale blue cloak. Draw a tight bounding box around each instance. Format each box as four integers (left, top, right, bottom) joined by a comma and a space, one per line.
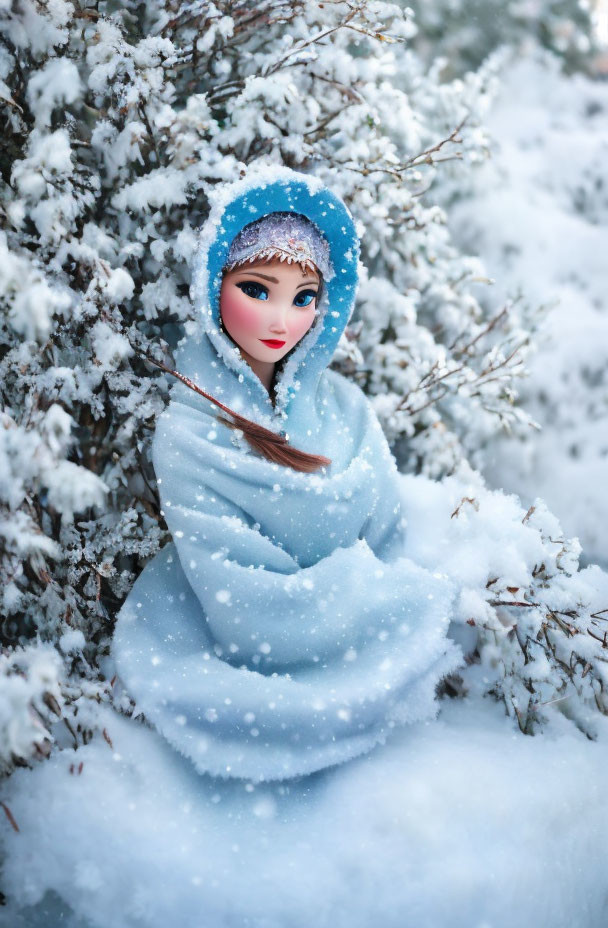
112, 166, 463, 783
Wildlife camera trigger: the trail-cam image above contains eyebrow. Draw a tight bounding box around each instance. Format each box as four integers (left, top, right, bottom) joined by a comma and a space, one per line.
234, 271, 318, 287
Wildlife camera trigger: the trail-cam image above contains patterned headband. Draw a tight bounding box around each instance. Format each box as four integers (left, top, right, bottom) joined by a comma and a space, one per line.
223, 211, 335, 281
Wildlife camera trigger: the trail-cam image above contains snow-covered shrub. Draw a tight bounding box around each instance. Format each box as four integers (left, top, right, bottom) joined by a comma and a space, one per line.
0, 0, 606, 794
0, 643, 64, 773
426, 43, 608, 568
402, 466, 608, 737
409, 0, 600, 77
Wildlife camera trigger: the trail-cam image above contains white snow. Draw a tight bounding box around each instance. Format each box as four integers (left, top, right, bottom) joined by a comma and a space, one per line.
440, 47, 608, 567
2, 698, 608, 928
26, 58, 82, 127
45, 459, 109, 524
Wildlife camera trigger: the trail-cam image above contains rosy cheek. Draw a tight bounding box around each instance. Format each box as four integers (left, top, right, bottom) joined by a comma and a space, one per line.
287, 310, 316, 343
220, 287, 262, 338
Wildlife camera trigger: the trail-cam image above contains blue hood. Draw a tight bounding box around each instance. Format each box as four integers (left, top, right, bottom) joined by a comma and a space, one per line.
185, 166, 361, 442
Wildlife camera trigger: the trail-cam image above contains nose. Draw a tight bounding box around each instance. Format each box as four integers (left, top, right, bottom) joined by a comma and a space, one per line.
268, 299, 289, 335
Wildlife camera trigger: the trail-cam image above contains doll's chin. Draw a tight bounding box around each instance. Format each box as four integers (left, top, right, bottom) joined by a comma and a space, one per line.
251, 343, 291, 360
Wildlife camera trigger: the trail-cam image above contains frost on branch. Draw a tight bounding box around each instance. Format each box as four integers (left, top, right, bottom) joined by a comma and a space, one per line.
0, 643, 64, 772
432, 479, 608, 738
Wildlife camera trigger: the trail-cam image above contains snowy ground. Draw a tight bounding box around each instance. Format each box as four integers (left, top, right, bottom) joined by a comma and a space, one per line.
3, 697, 608, 928
441, 48, 608, 569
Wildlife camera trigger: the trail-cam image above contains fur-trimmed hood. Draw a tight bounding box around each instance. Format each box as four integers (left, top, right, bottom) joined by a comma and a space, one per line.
174, 166, 361, 455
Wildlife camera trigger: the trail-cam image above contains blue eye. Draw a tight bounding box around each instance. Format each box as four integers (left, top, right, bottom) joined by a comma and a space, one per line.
236, 281, 269, 301
294, 289, 317, 308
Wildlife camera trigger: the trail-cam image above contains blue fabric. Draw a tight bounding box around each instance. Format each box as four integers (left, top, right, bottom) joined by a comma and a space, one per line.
111, 167, 463, 782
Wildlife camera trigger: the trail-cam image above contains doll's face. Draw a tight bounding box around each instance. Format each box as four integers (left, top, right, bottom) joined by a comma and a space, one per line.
219, 257, 320, 366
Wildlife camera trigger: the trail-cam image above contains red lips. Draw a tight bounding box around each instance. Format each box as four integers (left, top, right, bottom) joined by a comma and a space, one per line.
260, 339, 286, 348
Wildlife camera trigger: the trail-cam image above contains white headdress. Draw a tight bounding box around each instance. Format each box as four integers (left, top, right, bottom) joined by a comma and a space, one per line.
223, 211, 335, 281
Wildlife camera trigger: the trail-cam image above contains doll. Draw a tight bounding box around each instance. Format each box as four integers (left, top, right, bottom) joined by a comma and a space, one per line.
145, 210, 335, 473
111, 166, 463, 783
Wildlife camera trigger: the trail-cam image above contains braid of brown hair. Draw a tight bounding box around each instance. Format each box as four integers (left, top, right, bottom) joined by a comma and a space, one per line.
140, 351, 331, 474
